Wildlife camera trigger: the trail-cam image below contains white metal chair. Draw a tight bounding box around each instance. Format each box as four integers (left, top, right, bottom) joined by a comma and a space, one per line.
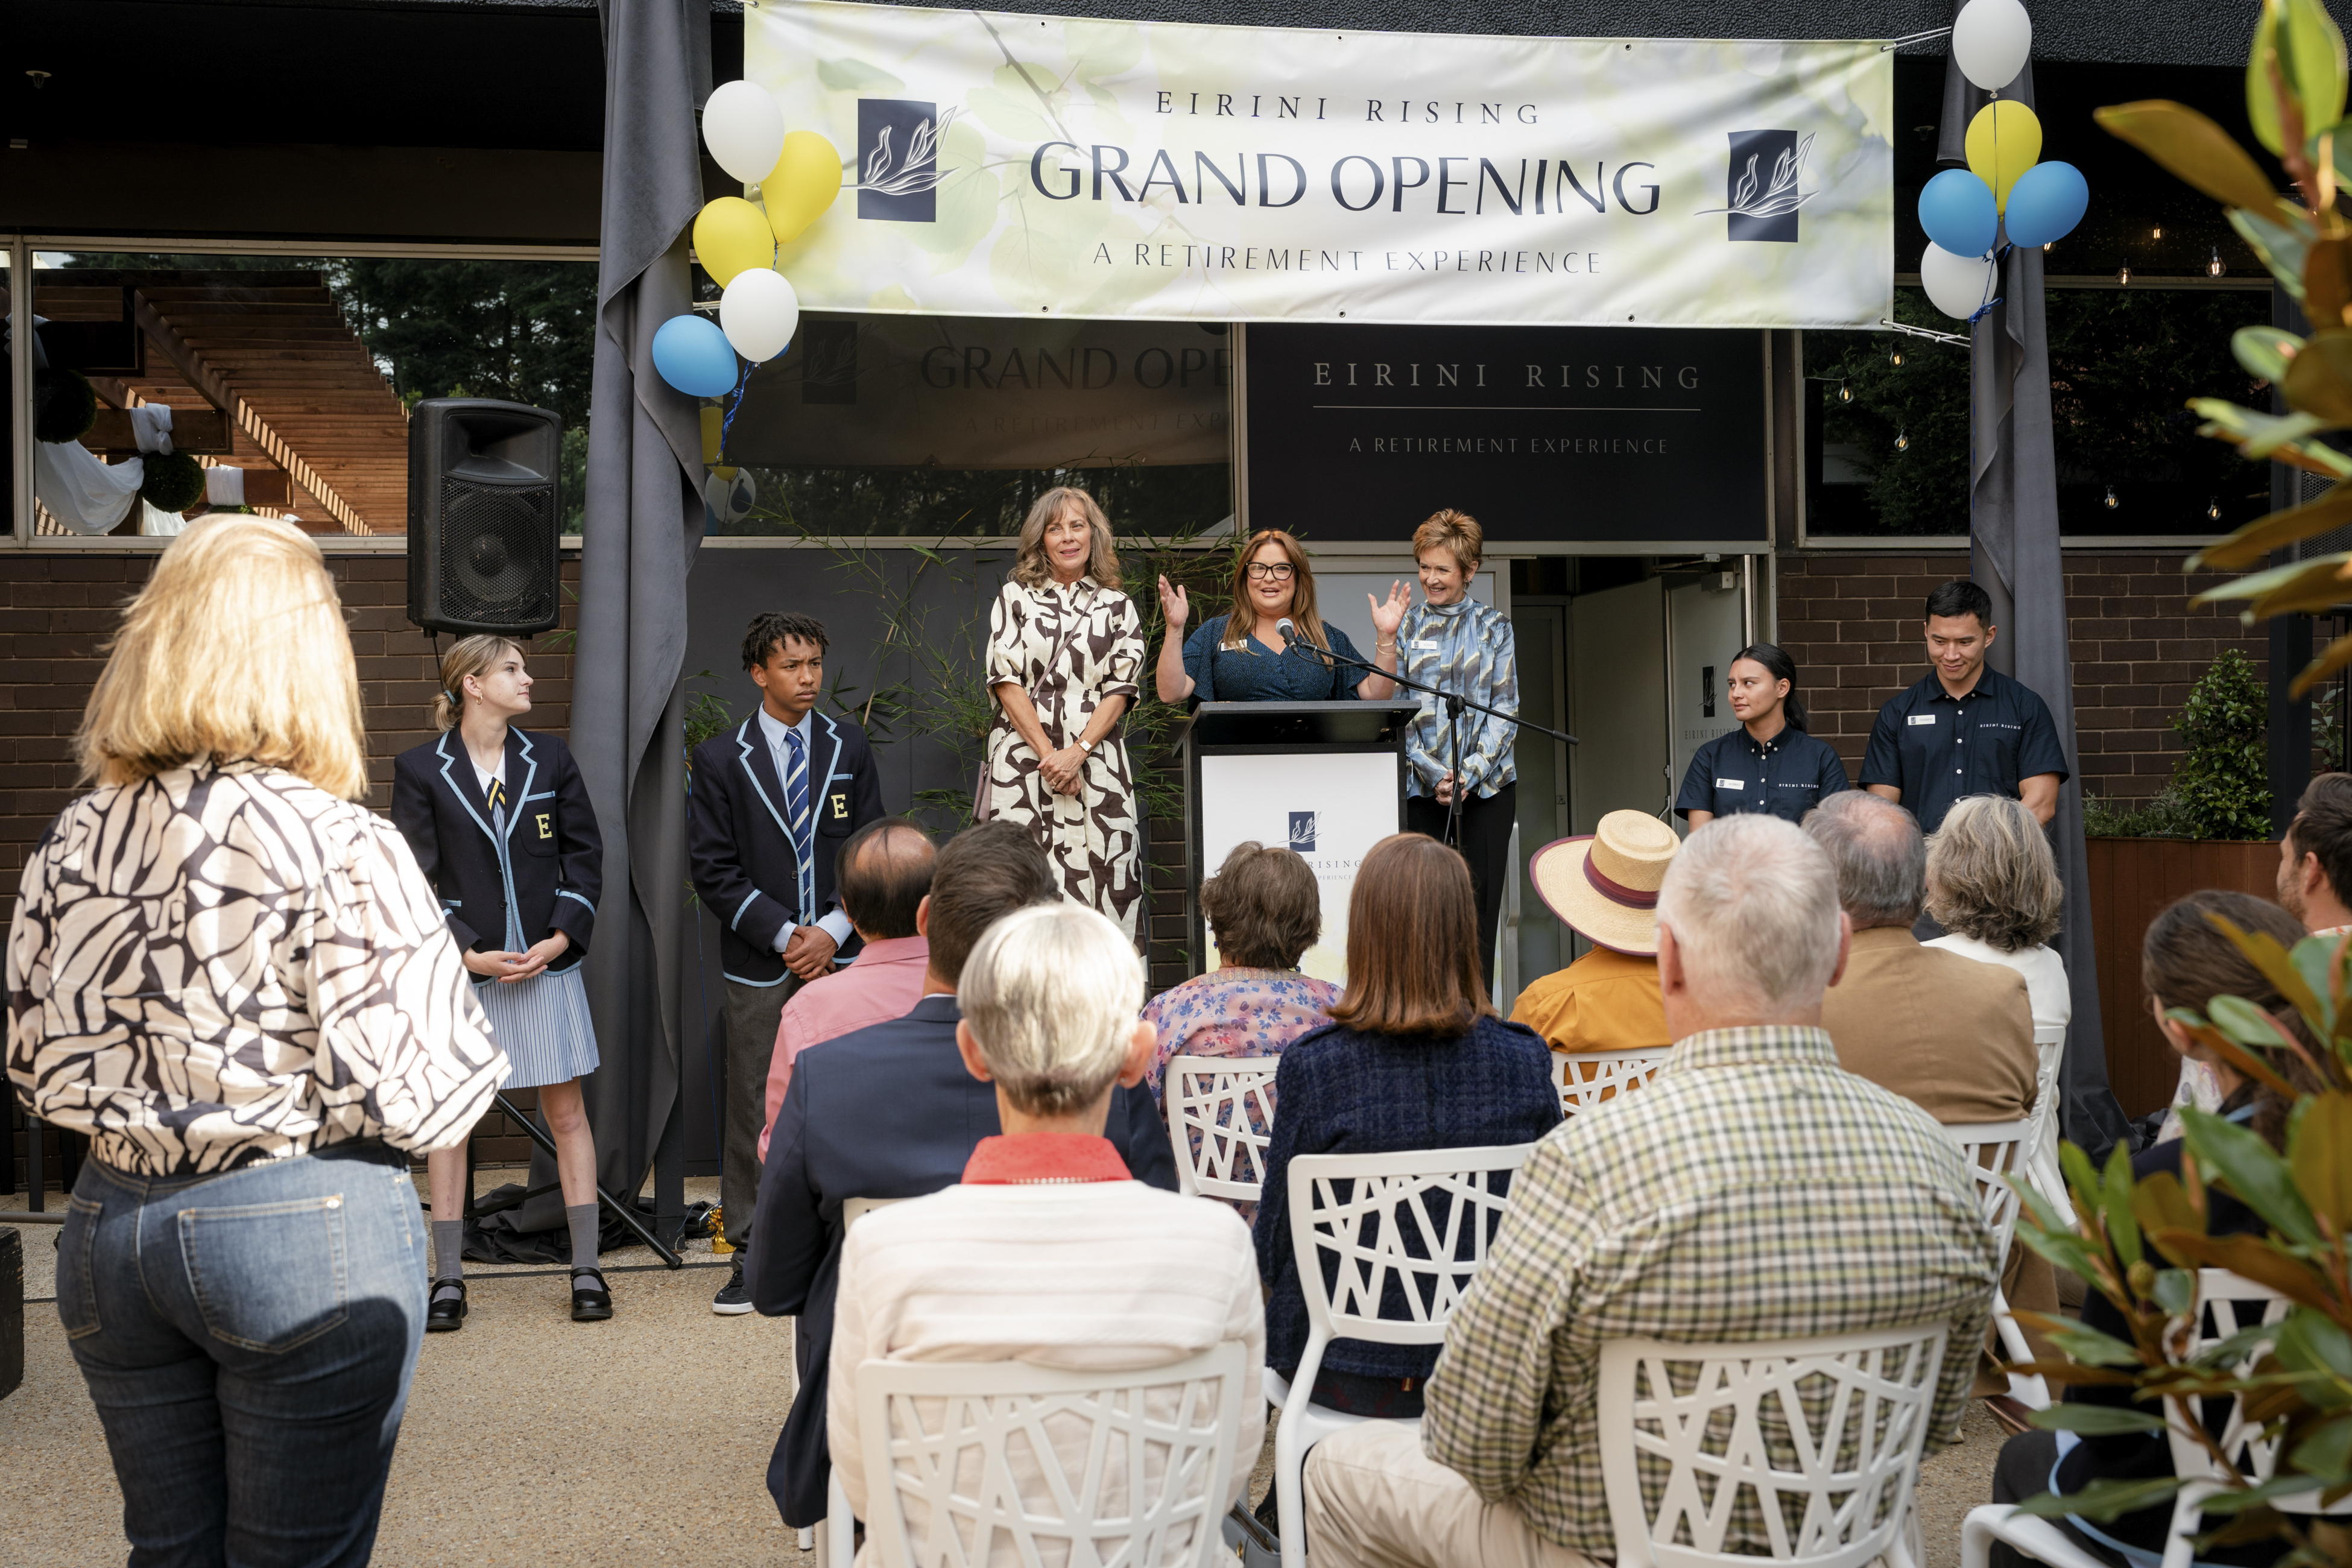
1165, 1056, 1281, 1204
1554, 1048, 1674, 1118
810, 1195, 908, 1566
1961, 1269, 2352, 1568
1266, 1144, 1534, 1568
1599, 1322, 1950, 1567
1941, 1119, 2044, 1408
856, 1339, 1248, 1568
2028, 1024, 2069, 1220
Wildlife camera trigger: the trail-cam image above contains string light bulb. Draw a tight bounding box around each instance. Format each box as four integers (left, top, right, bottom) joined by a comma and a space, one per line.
1890, 343, 1905, 367
2104, 485, 2120, 510
2118, 262, 2132, 286
1895, 428, 1911, 452
2207, 496, 2222, 521
1838, 379, 1853, 403
2208, 245, 2226, 278
2152, 224, 2164, 239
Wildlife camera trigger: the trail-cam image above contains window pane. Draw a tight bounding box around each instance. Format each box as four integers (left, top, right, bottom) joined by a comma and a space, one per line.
27, 251, 593, 538
1804, 283, 2270, 539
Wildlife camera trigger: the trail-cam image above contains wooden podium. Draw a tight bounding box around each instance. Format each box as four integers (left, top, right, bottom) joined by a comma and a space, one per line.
1183, 701, 1420, 983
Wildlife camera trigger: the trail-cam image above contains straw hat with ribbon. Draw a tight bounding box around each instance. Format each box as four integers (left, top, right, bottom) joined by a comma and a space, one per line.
1528, 810, 1682, 957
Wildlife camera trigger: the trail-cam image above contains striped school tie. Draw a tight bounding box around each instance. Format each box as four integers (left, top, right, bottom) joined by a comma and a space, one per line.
784, 727, 815, 921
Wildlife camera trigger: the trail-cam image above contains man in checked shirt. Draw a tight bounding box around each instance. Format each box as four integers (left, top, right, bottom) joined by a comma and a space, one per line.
1301, 814, 1999, 1567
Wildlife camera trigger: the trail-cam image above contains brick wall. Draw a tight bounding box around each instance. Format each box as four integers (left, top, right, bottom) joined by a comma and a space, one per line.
3, 548, 580, 1191
1775, 551, 2268, 806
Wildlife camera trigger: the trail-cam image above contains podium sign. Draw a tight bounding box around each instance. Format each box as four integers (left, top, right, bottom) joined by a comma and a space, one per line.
1187, 702, 1417, 985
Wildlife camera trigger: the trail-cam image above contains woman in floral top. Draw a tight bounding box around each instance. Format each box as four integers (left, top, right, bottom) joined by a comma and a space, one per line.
1143, 841, 1339, 1218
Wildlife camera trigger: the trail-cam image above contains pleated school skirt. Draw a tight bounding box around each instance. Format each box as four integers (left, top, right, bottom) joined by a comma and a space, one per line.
474, 963, 601, 1089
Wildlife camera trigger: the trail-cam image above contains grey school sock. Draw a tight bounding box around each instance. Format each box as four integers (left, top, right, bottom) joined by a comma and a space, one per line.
431, 1219, 464, 1282
566, 1203, 601, 1274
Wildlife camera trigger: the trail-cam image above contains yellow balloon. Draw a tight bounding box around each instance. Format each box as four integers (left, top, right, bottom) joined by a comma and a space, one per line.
692, 196, 775, 287
698, 404, 737, 478
763, 130, 846, 245
1965, 100, 2043, 210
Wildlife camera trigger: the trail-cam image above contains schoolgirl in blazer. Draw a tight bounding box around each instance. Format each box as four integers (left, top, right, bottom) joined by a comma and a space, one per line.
393, 726, 602, 969
688, 708, 884, 987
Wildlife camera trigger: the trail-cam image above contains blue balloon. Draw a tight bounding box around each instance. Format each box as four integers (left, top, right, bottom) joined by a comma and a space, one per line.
2003, 161, 2091, 250
1918, 169, 1998, 259
652, 313, 738, 398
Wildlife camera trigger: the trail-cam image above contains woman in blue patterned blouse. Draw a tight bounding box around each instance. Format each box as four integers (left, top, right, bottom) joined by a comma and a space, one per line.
1154, 528, 1408, 705
1397, 510, 1520, 984
1142, 840, 1340, 1221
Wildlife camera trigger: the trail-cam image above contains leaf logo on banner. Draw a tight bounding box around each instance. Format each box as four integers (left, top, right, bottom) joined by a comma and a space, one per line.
862, 107, 959, 195
1701, 133, 1816, 219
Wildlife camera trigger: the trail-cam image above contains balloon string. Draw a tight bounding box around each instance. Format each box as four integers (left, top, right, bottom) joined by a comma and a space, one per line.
718, 358, 754, 463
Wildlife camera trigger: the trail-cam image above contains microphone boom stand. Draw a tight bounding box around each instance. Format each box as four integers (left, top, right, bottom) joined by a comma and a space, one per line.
1279, 633, 1576, 849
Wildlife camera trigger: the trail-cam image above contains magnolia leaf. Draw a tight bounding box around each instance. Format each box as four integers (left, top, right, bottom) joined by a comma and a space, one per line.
2061, 1142, 2107, 1222
2289, 328, 2352, 420
2193, 1465, 2352, 1511
2149, 1228, 2336, 1309
2233, 205, 2314, 300
2032, 1316, 2147, 1368
2313, 241, 2352, 338
2003, 1359, 2146, 1388
2234, 323, 2310, 385
2297, 1412, 2352, 1476
2220, 917, 2332, 1038
2104, 1140, 2146, 1271
2253, 0, 2290, 154
2291, 631, 2352, 698
2011, 1476, 2184, 1522
2135, 1173, 2207, 1269
2015, 1221, 2105, 1282
2189, 401, 2351, 472
2099, 101, 2290, 212
2029, 1404, 2172, 1435
2287, 1092, 2352, 1226
2183, 1106, 2324, 1242
2192, 476, 2352, 572
2284, 0, 2351, 140
2291, 929, 2348, 1039
2277, 1310, 2352, 1406
2164, 1010, 2306, 1100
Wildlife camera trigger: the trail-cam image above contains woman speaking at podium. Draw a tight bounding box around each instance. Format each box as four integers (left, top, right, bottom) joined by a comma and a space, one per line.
1154, 528, 1408, 704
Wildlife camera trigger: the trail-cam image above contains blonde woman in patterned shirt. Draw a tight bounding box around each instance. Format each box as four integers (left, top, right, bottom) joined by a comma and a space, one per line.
978, 487, 1148, 943
7, 515, 505, 1564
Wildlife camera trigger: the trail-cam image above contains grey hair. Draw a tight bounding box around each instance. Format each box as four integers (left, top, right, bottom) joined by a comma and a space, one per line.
1803, 792, 1926, 929
1655, 815, 1845, 1019
1924, 795, 2062, 952
956, 902, 1145, 1118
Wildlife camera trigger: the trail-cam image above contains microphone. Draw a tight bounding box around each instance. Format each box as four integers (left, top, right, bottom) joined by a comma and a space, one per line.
1274, 616, 1295, 649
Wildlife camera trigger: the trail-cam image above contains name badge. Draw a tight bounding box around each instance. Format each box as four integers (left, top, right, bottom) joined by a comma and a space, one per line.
1718, 778, 1745, 791
1412, 638, 1440, 650
1908, 714, 1938, 726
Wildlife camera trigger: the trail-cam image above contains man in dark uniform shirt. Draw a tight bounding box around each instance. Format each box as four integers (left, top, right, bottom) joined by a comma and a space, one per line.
1861, 580, 2068, 834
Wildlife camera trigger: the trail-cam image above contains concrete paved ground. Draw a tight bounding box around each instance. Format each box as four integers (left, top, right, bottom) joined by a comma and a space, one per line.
2, 1176, 2004, 1566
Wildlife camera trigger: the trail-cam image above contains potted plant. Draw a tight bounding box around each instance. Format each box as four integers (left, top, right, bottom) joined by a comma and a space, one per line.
2086, 650, 2281, 1118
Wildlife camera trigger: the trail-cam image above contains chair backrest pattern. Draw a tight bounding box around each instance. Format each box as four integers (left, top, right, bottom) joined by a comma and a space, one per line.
1166, 1057, 1280, 1201
860, 1342, 1245, 1568
1290, 1146, 1532, 1347
1939, 1120, 2035, 1263
2166, 1272, 2294, 1495
1555, 1048, 1674, 1118
1598, 1324, 1948, 1568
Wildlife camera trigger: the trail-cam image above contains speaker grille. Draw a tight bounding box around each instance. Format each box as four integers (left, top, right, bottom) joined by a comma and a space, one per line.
435, 477, 557, 629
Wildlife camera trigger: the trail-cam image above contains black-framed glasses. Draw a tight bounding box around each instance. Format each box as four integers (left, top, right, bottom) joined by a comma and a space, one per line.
1245, 562, 1295, 581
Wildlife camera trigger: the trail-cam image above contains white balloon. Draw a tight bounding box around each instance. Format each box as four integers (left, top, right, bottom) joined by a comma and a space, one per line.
719, 268, 800, 362
1952, 0, 2032, 92
706, 467, 758, 528
1920, 243, 1998, 320
702, 80, 786, 186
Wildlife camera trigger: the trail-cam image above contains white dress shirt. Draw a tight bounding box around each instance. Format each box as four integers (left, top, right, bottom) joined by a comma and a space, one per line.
755, 705, 855, 955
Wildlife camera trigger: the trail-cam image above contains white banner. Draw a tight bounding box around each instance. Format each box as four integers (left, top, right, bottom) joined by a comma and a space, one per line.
1198, 749, 1402, 985
747, 1, 1894, 329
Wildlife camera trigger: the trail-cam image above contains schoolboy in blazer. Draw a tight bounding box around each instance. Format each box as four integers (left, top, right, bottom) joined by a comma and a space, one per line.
393, 726, 601, 967
689, 611, 884, 1313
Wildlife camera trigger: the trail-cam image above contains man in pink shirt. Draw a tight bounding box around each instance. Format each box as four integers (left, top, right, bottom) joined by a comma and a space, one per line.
757, 818, 937, 1160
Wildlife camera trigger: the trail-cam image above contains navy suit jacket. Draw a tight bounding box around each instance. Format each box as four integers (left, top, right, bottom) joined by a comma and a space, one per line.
748, 993, 1178, 1526
687, 710, 884, 985
390, 727, 601, 967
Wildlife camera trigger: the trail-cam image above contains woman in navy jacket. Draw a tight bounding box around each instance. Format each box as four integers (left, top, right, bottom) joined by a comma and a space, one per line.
391, 635, 609, 1330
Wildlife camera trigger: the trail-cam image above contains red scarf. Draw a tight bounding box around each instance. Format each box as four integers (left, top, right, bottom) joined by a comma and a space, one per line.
961, 1133, 1131, 1186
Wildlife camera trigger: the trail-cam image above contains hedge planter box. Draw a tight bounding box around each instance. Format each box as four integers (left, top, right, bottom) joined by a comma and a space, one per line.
2084, 836, 2278, 1119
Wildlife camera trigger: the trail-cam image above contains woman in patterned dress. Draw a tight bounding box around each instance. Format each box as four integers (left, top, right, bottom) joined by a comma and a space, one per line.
979, 487, 1148, 943
8, 516, 507, 1561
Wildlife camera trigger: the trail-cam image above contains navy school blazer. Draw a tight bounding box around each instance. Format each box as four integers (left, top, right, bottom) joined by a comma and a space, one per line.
687, 710, 885, 986
390, 727, 601, 968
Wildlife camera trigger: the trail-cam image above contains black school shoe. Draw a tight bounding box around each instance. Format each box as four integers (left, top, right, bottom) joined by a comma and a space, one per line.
426, 1279, 467, 1332
571, 1266, 613, 1322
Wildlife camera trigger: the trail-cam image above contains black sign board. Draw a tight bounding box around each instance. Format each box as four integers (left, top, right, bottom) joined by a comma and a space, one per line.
1244, 323, 1768, 548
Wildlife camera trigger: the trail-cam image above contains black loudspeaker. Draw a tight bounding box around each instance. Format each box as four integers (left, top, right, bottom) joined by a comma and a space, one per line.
406, 399, 563, 635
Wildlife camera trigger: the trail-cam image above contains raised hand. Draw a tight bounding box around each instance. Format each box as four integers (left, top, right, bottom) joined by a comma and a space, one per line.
1157, 575, 1190, 633
1369, 580, 1409, 641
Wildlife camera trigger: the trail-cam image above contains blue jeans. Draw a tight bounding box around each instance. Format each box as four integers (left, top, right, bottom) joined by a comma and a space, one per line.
58, 1143, 428, 1567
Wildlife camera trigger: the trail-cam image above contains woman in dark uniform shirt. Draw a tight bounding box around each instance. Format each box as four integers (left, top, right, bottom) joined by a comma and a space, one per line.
1675, 643, 1851, 827
1154, 528, 1409, 704
391, 634, 611, 1330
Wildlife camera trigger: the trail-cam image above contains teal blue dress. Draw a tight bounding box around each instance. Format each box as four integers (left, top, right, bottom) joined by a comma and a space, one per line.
1182, 615, 1371, 703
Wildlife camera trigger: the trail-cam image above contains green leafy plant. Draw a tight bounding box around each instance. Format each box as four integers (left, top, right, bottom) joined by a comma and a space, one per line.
2172, 648, 2275, 839
2007, 915, 2352, 1563
2083, 787, 2201, 839
2098, 0, 2352, 695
